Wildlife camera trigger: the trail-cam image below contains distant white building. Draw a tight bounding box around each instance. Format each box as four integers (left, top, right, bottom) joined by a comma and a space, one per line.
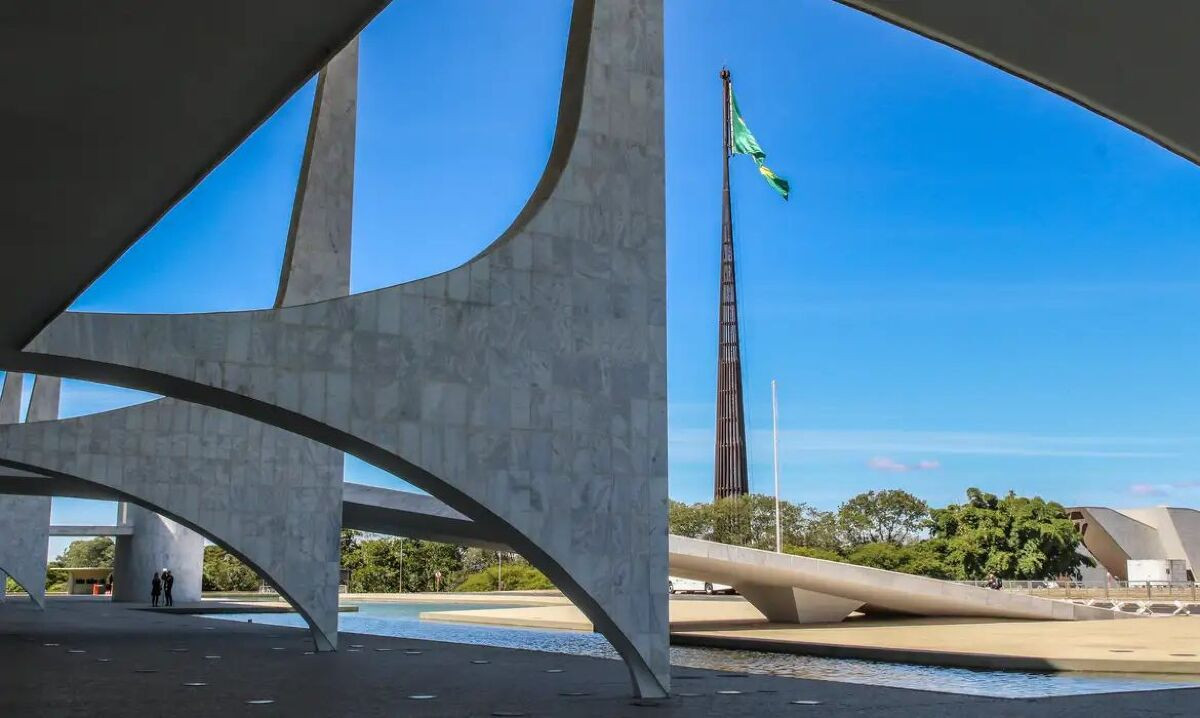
1067, 506, 1200, 582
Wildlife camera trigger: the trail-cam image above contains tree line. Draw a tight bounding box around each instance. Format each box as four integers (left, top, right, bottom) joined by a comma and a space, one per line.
42, 486, 1088, 593
40, 533, 551, 594
670, 487, 1092, 580
203, 531, 553, 593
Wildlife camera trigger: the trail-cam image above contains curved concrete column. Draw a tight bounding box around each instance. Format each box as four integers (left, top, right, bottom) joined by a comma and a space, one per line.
0, 373, 51, 609
0, 399, 344, 650
11, 0, 669, 696
275, 36, 357, 309
103, 39, 360, 612
0, 39, 357, 643
112, 504, 204, 604
0, 493, 49, 609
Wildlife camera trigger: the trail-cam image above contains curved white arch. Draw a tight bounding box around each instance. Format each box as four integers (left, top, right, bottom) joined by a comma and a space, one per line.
0, 398, 343, 651
5, 0, 670, 697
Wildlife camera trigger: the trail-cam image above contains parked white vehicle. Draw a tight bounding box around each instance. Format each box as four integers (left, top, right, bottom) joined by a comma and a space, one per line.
668, 576, 733, 595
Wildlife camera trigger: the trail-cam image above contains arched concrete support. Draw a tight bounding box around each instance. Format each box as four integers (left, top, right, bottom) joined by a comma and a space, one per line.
0, 374, 51, 609
0, 399, 344, 651
0, 38, 356, 640
11, 0, 669, 697
96, 39, 360, 612
112, 504, 204, 604
0, 493, 50, 609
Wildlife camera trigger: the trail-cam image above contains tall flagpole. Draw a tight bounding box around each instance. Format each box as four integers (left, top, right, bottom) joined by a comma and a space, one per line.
714, 67, 750, 501
772, 379, 781, 552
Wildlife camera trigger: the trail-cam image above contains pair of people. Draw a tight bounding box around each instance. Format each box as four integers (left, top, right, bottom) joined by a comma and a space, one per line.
150, 569, 175, 607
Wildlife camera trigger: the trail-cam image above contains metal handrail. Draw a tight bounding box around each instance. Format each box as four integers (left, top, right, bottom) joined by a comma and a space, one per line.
956, 579, 1199, 601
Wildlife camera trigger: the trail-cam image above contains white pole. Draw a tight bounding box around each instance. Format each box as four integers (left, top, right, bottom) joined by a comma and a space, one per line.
772, 379, 782, 553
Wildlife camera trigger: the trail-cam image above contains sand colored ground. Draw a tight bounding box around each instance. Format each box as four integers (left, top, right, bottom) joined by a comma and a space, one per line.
420, 595, 766, 631
421, 595, 1200, 675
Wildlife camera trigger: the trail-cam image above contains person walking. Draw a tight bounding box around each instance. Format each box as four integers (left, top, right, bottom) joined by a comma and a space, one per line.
150, 572, 162, 607
163, 569, 175, 607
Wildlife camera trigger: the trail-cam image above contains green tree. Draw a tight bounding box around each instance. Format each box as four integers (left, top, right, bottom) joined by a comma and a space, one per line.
454, 564, 554, 592
929, 488, 1093, 580
837, 489, 930, 546
202, 546, 260, 591
844, 540, 951, 579
45, 569, 68, 592
340, 529, 362, 555
782, 545, 843, 562
341, 537, 465, 593
460, 547, 496, 574
399, 540, 463, 592
669, 495, 840, 551
49, 537, 114, 568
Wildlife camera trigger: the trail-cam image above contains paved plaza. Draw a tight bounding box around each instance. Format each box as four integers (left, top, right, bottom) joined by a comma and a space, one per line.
5, 2, 1200, 715
0, 598, 1196, 717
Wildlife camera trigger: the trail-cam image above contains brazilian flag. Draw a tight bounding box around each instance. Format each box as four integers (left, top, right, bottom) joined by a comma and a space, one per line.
729, 87, 790, 200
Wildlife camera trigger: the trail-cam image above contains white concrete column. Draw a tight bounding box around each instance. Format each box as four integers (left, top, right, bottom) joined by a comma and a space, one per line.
112, 504, 204, 604
0, 374, 52, 609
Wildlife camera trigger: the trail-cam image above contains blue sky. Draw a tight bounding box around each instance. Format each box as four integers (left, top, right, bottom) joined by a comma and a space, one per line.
11, 1, 1200, 555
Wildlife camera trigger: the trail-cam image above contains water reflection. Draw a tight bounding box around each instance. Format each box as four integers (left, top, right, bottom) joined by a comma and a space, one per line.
204, 602, 1199, 699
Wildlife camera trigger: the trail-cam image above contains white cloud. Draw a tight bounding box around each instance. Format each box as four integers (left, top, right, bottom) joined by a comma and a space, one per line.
865, 456, 942, 472
1129, 481, 1200, 497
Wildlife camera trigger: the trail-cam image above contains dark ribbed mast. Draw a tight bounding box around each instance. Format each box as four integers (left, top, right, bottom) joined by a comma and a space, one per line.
714, 68, 749, 501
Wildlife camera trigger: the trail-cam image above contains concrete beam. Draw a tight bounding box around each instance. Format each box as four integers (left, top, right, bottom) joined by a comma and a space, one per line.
49, 525, 134, 537
342, 483, 505, 551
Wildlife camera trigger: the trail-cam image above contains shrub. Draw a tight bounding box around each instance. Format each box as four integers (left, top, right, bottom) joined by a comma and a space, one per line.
453, 565, 554, 592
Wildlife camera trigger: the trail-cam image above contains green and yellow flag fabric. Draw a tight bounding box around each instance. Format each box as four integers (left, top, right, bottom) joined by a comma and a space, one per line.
729, 87, 790, 200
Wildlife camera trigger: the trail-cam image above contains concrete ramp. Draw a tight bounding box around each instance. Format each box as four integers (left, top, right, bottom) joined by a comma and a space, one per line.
337, 486, 1125, 624
669, 536, 1122, 622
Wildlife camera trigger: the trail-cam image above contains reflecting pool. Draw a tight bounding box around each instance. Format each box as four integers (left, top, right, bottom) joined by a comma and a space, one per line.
204, 601, 1200, 698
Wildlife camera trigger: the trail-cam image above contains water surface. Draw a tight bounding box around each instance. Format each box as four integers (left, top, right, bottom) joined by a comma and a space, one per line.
205, 601, 1200, 698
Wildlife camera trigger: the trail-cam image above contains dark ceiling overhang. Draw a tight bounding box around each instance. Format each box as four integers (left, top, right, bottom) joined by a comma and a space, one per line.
5, 2, 1198, 354
0, 1, 390, 349
836, 1, 1200, 165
